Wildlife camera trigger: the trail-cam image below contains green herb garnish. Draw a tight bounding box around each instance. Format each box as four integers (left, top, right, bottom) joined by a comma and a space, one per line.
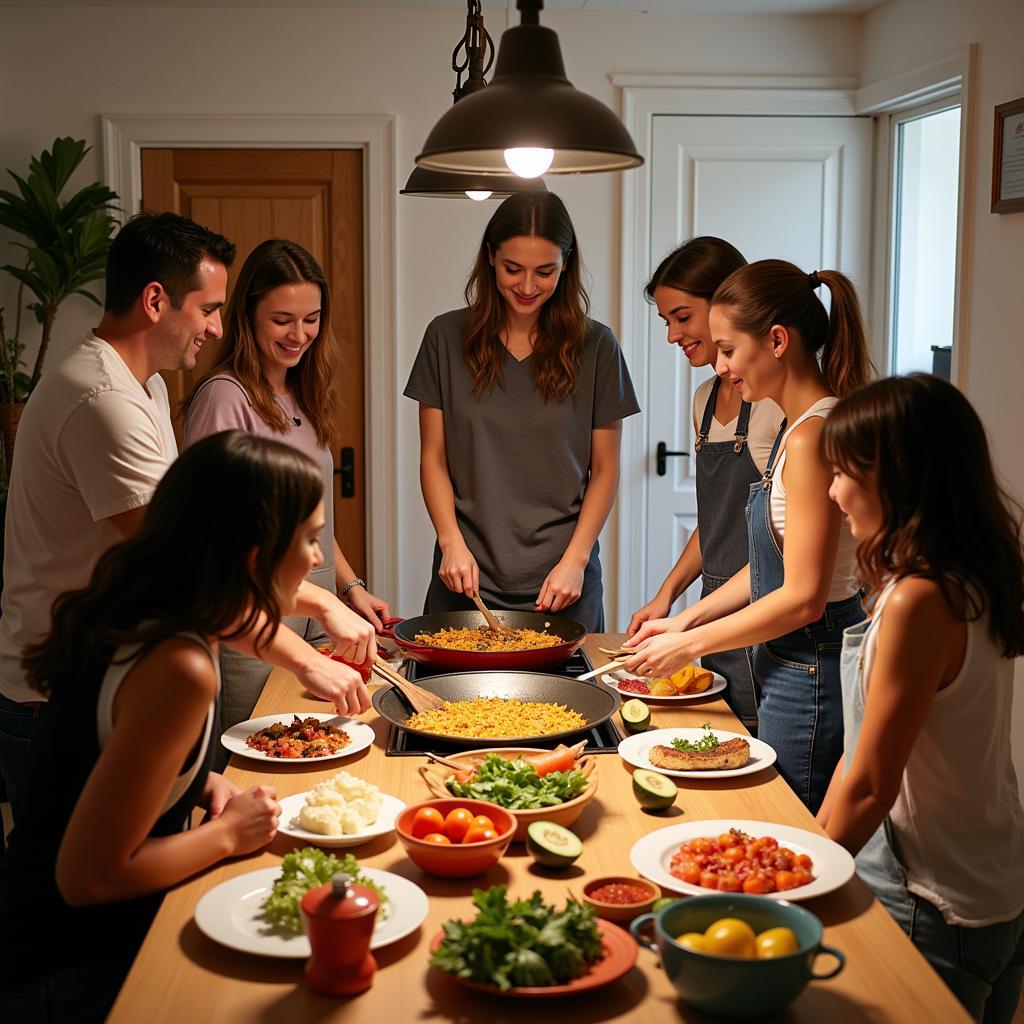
446, 753, 588, 810
430, 885, 605, 990
670, 722, 720, 753
260, 847, 387, 933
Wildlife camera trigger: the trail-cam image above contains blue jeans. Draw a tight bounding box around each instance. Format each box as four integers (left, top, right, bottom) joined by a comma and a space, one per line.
753, 593, 863, 814
858, 823, 1024, 1023
0, 690, 41, 812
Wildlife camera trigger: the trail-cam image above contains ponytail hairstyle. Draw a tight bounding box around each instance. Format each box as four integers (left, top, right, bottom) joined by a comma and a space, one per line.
644, 236, 746, 302
463, 191, 589, 402
181, 239, 339, 449
821, 374, 1024, 657
23, 431, 324, 697
712, 260, 874, 397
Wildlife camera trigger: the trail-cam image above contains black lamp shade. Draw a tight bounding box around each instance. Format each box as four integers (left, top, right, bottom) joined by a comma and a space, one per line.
400, 165, 548, 198
415, 22, 643, 175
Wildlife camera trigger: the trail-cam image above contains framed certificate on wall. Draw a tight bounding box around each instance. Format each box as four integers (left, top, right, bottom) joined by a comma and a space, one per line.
992, 96, 1024, 214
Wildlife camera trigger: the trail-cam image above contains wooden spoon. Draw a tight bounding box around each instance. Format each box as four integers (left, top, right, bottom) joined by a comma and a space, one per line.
370, 656, 446, 715
471, 593, 517, 637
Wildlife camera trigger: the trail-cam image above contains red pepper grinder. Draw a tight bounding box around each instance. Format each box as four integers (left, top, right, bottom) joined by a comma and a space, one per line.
300, 871, 380, 996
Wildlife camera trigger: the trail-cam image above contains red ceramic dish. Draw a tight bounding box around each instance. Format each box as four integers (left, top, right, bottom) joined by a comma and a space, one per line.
396, 798, 516, 878
582, 876, 660, 924
429, 918, 637, 998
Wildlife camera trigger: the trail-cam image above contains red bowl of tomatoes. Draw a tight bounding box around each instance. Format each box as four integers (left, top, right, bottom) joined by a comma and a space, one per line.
395, 798, 516, 878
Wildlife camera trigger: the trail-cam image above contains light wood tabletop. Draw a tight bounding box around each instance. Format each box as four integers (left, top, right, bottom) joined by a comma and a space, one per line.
107, 636, 969, 1023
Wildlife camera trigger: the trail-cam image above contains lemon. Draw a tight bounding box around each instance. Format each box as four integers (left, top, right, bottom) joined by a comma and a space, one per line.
676, 932, 708, 952
755, 926, 800, 959
703, 917, 757, 958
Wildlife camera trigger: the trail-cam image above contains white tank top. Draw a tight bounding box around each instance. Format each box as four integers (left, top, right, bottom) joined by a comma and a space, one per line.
769, 396, 859, 601
860, 579, 1024, 926
96, 632, 217, 816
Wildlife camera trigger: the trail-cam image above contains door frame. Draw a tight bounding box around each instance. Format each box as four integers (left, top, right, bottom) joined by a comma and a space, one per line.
610, 75, 860, 626
101, 113, 398, 602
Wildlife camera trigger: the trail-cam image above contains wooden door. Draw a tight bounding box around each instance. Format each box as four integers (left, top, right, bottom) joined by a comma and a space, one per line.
644, 115, 872, 609
140, 148, 366, 576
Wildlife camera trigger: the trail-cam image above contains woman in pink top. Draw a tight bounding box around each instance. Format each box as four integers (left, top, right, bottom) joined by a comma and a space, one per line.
182, 240, 389, 742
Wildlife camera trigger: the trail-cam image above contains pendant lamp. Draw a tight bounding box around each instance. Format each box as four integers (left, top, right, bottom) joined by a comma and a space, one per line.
415, 0, 643, 178
401, 1, 548, 200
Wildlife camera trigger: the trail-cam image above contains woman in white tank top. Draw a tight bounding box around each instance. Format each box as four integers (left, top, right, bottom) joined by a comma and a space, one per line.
625, 261, 874, 812
818, 375, 1024, 1023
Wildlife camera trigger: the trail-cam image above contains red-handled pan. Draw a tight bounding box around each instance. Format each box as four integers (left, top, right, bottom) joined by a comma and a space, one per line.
377, 610, 586, 672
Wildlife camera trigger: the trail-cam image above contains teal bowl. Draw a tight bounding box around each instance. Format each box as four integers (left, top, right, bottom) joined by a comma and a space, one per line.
630, 893, 844, 1018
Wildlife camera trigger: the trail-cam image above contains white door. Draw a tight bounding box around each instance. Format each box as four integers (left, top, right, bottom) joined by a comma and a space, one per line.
644, 114, 872, 609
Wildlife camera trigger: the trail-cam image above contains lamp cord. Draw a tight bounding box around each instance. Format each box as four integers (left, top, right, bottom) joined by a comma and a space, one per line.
452, 0, 494, 102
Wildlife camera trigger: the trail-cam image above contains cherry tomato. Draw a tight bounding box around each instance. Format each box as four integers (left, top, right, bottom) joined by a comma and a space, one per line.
774, 870, 799, 891
462, 825, 498, 845
723, 845, 746, 865
742, 873, 773, 894
422, 832, 452, 845
699, 870, 720, 890
468, 814, 495, 833
679, 861, 701, 884
443, 807, 474, 843
410, 806, 446, 839
717, 871, 742, 892
718, 832, 741, 848
795, 853, 813, 870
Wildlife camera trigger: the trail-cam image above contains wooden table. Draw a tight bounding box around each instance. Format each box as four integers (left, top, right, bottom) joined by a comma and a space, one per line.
108, 637, 969, 1023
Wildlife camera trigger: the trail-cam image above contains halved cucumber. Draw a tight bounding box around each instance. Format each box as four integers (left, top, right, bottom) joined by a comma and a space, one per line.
525, 820, 583, 869
632, 768, 678, 811
620, 697, 651, 734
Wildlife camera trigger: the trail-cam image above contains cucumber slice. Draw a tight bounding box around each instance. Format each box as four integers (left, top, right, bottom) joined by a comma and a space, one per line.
525, 820, 583, 869
632, 768, 678, 811
620, 698, 651, 734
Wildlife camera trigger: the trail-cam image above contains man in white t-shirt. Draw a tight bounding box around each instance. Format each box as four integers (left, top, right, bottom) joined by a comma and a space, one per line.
0, 213, 375, 806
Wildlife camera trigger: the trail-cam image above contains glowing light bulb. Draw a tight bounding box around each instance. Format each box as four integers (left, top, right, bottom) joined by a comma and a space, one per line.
465, 190, 492, 201
503, 147, 554, 178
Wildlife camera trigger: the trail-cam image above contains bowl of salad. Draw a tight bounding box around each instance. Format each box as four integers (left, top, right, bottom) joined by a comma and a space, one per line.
418, 745, 598, 841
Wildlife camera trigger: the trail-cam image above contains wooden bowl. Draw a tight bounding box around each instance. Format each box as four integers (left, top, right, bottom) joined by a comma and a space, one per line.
418, 747, 598, 842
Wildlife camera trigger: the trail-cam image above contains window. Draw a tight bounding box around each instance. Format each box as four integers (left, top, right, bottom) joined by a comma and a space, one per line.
889, 102, 962, 378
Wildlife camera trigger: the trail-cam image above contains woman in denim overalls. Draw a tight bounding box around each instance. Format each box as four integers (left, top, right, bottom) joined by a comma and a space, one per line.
816, 376, 1024, 1023
628, 238, 783, 733
626, 260, 873, 812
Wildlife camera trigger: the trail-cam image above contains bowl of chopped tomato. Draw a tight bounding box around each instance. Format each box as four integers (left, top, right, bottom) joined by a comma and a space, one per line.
582, 876, 660, 923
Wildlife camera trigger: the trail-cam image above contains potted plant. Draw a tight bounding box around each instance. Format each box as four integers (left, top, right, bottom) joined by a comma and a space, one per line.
0, 137, 119, 481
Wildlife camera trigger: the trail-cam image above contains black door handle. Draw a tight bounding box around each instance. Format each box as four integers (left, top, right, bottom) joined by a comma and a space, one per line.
334, 446, 355, 498
656, 441, 689, 476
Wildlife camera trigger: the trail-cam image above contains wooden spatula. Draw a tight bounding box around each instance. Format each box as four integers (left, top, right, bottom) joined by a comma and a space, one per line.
471, 593, 517, 637
370, 656, 446, 715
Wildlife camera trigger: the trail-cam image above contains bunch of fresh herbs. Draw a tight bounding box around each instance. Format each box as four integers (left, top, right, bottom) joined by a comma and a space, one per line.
431, 885, 605, 990
671, 722, 720, 753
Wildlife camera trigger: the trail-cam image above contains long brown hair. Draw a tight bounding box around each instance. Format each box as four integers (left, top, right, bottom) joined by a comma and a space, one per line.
463, 191, 589, 402
712, 260, 874, 397
821, 374, 1024, 657
180, 239, 339, 448
23, 431, 324, 697
645, 236, 746, 301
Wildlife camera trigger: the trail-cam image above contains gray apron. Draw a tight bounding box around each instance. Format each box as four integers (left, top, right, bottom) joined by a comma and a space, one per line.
695, 376, 761, 731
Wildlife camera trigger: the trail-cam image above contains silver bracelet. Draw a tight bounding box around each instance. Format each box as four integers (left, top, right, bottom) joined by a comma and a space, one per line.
340, 577, 366, 600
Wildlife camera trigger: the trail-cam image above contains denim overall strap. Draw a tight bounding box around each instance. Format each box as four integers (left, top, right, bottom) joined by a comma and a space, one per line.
744, 417, 862, 812
695, 377, 763, 729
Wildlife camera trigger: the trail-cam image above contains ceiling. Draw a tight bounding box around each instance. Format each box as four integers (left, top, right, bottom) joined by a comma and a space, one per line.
0, 1, 890, 13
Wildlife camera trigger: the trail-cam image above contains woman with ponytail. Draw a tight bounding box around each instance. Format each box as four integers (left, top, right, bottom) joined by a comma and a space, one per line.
626, 238, 783, 732
625, 260, 873, 812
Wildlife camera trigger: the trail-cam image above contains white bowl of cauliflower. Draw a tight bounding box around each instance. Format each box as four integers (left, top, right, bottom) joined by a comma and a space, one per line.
277, 771, 405, 848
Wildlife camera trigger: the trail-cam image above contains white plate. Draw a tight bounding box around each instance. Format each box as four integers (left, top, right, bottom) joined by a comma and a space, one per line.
194, 865, 429, 958
277, 792, 405, 848
221, 713, 375, 763
618, 727, 776, 779
630, 819, 856, 902
602, 669, 726, 703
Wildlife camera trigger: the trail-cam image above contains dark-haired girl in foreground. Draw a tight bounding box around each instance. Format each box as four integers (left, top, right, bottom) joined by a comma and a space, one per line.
0, 431, 328, 1022
817, 374, 1024, 1023
405, 191, 639, 630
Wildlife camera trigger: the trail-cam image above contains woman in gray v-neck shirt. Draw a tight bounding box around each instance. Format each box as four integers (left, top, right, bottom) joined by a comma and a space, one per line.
404, 193, 639, 631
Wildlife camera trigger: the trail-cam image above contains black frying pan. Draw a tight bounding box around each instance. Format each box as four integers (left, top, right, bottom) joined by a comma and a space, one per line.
371, 670, 619, 747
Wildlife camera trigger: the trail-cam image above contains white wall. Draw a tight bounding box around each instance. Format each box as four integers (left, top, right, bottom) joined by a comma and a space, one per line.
860, 0, 1024, 775
0, 5, 863, 617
